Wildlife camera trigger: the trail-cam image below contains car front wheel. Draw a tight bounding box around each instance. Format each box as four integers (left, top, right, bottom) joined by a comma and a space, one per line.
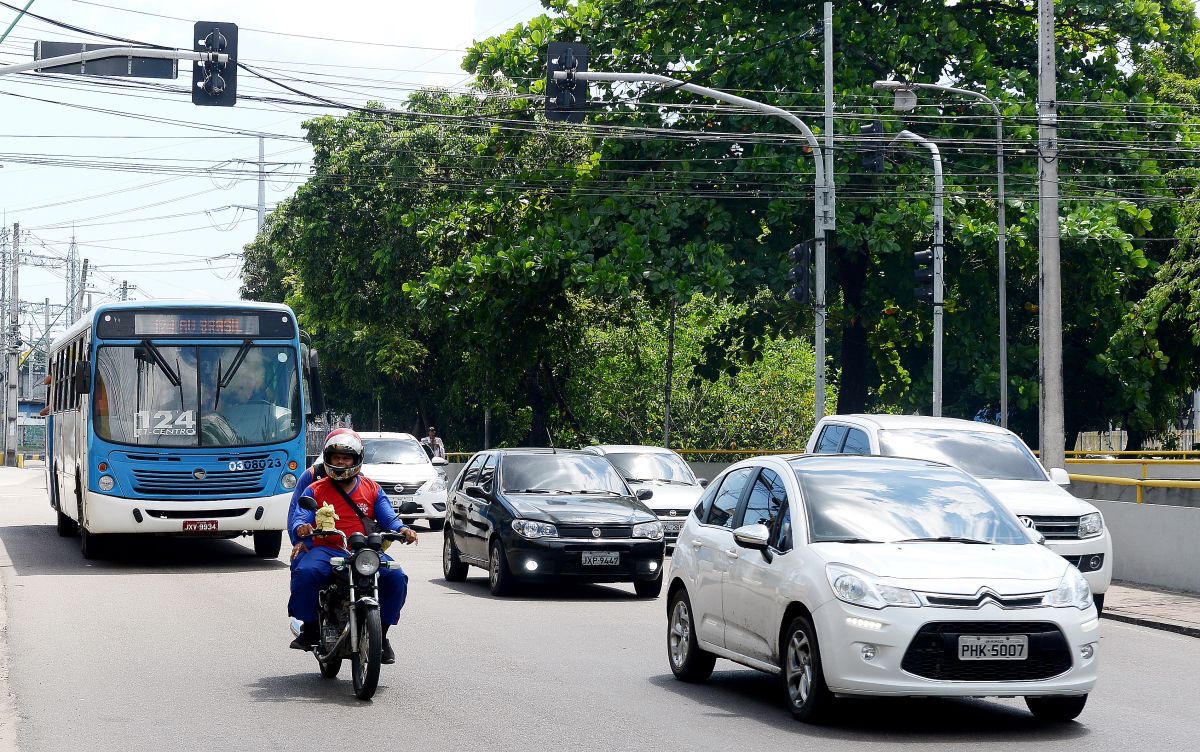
781, 614, 833, 722
488, 539, 515, 596
667, 589, 715, 682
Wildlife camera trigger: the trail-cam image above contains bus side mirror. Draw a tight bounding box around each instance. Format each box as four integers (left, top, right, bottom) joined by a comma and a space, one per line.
306, 349, 325, 418
73, 366, 91, 395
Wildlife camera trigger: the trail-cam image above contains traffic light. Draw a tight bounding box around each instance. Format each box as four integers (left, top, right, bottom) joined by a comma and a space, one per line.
787, 240, 813, 305
914, 249, 934, 304
546, 42, 589, 123
860, 118, 885, 173
192, 22, 238, 106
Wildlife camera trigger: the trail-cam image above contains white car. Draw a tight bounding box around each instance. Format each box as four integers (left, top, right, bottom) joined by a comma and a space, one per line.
583, 445, 706, 544
668, 454, 1099, 723
358, 431, 449, 530
805, 415, 1113, 611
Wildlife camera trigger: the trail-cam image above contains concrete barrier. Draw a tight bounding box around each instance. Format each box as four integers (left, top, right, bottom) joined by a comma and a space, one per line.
1091, 500, 1200, 593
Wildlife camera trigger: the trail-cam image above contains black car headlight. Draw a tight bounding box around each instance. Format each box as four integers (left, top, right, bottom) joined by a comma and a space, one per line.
511, 519, 558, 539
353, 549, 381, 577
632, 521, 664, 540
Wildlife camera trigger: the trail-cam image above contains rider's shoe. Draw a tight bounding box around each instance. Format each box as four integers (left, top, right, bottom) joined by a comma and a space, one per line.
381, 638, 395, 664
290, 623, 319, 650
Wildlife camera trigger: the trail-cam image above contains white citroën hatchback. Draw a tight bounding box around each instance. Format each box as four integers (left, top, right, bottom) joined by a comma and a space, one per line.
667, 454, 1099, 723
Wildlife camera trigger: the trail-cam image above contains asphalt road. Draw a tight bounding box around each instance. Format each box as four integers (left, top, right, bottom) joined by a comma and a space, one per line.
1, 467, 1198, 751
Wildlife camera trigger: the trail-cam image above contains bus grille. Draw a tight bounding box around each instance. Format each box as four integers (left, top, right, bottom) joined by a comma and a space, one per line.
132, 468, 266, 497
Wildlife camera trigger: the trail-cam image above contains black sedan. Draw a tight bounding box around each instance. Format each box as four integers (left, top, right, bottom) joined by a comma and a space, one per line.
442, 448, 666, 597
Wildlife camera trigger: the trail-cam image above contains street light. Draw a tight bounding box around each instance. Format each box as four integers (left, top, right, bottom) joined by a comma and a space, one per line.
887, 130, 944, 417
874, 79, 1008, 427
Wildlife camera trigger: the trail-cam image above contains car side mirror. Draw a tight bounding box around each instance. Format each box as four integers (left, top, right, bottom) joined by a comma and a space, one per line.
1048, 467, 1071, 486
464, 485, 488, 500
697, 478, 709, 488
733, 523, 772, 551
635, 488, 653, 501
298, 496, 318, 512
398, 500, 420, 515
431, 456, 449, 467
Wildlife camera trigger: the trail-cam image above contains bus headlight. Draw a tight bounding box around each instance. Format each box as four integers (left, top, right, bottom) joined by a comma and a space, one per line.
281, 473, 297, 489
98, 475, 115, 492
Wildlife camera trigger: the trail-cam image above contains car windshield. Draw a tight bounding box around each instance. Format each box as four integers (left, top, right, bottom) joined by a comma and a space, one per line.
93, 344, 300, 447
502, 454, 629, 494
363, 439, 428, 465
603, 451, 695, 484
789, 457, 1032, 545
877, 428, 1047, 481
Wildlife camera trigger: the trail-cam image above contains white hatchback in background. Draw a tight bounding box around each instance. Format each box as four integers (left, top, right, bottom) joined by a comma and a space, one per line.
358, 431, 449, 530
667, 454, 1099, 723
583, 445, 706, 544
805, 415, 1113, 611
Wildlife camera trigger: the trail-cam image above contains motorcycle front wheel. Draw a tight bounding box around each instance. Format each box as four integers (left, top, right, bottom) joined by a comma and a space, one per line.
351, 609, 382, 700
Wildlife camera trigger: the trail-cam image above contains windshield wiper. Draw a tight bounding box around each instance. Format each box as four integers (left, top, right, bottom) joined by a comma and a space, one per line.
819, 537, 883, 544
893, 536, 994, 545
137, 340, 181, 387
567, 489, 621, 495
508, 488, 560, 494
214, 339, 253, 408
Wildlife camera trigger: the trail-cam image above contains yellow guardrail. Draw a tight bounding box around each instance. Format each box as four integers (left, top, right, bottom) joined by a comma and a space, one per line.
1069, 473, 1200, 504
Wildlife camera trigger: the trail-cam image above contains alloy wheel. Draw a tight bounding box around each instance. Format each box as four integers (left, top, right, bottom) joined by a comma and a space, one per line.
785, 631, 814, 708
669, 600, 692, 668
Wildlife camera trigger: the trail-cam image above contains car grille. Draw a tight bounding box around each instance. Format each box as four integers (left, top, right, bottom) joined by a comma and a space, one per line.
1025, 515, 1081, 539
388, 482, 424, 495
130, 455, 268, 497
557, 525, 633, 539
652, 509, 688, 518
901, 621, 1072, 681
922, 592, 1046, 609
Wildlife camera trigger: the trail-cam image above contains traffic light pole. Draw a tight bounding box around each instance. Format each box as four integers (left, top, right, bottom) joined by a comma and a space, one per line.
890, 130, 944, 417
550, 69, 836, 417
0, 46, 228, 78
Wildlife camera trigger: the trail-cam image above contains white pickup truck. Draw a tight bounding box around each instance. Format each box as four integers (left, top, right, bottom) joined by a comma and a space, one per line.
805, 414, 1112, 611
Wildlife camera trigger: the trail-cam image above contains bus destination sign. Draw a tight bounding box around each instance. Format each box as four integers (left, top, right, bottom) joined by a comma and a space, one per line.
96, 309, 295, 339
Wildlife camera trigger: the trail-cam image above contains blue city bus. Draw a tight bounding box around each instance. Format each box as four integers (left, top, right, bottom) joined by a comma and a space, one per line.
45, 301, 325, 559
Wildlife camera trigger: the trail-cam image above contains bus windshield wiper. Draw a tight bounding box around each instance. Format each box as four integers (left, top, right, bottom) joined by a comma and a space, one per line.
214, 339, 253, 408
138, 340, 181, 387
893, 536, 993, 544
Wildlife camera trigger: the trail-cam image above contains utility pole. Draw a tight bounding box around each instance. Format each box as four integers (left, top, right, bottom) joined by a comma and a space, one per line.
257, 135, 266, 231
0, 226, 6, 428
67, 233, 77, 321
1038, 0, 1066, 466
818, 1, 835, 420
664, 301, 677, 447
6, 223, 19, 467
120, 280, 128, 301
42, 297, 49, 399
78, 259, 90, 320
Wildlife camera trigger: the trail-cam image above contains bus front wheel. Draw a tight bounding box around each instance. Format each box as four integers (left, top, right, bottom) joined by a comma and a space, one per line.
79, 525, 106, 560
253, 530, 283, 558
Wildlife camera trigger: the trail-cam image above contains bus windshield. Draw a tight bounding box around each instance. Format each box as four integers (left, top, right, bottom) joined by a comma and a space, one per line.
93, 344, 301, 447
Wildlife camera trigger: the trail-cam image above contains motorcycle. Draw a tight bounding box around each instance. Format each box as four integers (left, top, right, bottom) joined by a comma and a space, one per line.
292, 495, 415, 700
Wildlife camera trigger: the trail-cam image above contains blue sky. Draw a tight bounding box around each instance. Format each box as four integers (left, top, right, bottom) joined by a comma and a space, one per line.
0, 0, 545, 340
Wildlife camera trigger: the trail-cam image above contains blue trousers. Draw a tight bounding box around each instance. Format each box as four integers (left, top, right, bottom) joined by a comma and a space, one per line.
288, 546, 409, 625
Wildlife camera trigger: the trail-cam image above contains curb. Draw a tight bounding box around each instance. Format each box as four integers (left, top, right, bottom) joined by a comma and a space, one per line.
1101, 610, 1200, 639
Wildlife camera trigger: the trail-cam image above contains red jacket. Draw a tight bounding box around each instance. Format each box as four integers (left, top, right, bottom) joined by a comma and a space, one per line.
307, 475, 385, 550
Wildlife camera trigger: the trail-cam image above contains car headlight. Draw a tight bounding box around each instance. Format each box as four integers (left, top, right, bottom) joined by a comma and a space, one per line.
353, 549, 382, 577
424, 477, 447, 493
1078, 512, 1103, 538
826, 563, 920, 610
98, 475, 115, 492
281, 473, 297, 489
633, 520, 664, 540
511, 519, 558, 539
1043, 566, 1093, 609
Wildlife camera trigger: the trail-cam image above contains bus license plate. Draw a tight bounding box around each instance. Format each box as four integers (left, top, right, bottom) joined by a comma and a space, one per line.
582, 551, 619, 566
182, 520, 219, 532
958, 634, 1028, 660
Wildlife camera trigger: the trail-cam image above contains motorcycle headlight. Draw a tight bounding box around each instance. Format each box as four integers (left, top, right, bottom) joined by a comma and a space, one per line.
353, 549, 381, 577
632, 520, 664, 540
1078, 512, 1103, 538
826, 564, 920, 610
425, 477, 447, 493
1043, 567, 1093, 609
511, 519, 558, 539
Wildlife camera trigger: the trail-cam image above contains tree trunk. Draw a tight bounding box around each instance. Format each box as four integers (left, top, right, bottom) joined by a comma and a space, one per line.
525, 369, 549, 446
835, 239, 871, 414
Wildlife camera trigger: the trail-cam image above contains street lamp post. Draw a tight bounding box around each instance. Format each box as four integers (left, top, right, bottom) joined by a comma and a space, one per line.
888, 130, 944, 416
874, 80, 1008, 427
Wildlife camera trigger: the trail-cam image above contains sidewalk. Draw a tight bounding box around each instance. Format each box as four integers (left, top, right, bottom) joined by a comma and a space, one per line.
1103, 581, 1200, 638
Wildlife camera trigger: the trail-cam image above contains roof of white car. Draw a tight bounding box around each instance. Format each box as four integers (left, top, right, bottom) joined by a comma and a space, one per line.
356, 431, 419, 441
825, 414, 1011, 435
585, 444, 680, 455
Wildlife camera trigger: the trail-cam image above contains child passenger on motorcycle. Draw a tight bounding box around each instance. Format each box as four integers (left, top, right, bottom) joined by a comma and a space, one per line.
287, 430, 417, 664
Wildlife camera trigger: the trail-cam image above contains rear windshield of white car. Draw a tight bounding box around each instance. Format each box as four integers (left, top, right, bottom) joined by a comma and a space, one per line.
790, 457, 1032, 545
363, 439, 429, 465
877, 429, 1047, 481
603, 452, 695, 484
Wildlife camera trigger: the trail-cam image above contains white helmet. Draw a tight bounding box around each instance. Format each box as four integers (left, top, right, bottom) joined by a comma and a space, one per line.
322, 430, 364, 481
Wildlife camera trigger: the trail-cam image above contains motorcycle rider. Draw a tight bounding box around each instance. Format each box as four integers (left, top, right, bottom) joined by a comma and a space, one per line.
288, 430, 417, 664
286, 426, 355, 549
